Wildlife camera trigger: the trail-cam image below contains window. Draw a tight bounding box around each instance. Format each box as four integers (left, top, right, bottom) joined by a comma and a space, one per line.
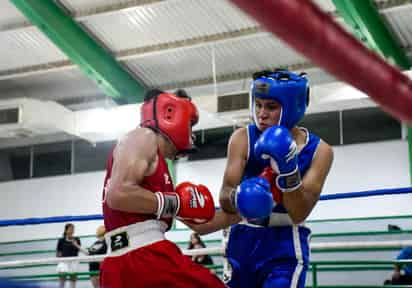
342, 107, 401, 144
33, 142, 71, 178
74, 140, 116, 173
0, 147, 30, 182
188, 126, 234, 161
300, 112, 340, 145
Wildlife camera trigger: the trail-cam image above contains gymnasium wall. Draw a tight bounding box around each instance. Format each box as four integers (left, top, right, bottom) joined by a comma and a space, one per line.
0, 139, 409, 242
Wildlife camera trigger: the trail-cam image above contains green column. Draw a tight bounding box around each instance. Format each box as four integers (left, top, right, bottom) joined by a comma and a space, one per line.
332, 0, 412, 182
11, 0, 145, 104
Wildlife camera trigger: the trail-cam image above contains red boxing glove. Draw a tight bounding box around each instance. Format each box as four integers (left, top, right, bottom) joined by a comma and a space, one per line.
155, 182, 215, 224
259, 167, 283, 204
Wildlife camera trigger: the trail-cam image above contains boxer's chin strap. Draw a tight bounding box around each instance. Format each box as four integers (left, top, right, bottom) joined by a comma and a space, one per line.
155, 192, 180, 219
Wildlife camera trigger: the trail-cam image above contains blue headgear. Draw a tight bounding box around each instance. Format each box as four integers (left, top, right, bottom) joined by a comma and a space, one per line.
250, 69, 310, 129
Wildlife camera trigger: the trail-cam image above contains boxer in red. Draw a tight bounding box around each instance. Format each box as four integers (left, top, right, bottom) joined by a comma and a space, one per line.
100, 89, 225, 288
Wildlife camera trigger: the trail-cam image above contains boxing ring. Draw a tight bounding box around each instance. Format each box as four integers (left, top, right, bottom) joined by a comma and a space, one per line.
1, 186, 412, 287
2, 0, 412, 287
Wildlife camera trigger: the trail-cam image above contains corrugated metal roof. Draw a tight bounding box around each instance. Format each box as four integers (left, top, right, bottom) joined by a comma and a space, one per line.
0, 0, 410, 111
124, 33, 307, 88
0, 68, 103, 102
0, 1, 29, 31
381, 4, 412, 50
0, 27, 67, 72
59, 0, 162, 15
81, 0, 257, 52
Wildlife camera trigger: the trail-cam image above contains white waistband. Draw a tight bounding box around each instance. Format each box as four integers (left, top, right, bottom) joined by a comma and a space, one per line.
105, 220, 167, 257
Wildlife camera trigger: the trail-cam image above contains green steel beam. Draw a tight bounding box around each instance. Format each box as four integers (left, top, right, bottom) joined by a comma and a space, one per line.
332, 0, 410, 68
332, 0, 412, 182
11, 0, 145, 104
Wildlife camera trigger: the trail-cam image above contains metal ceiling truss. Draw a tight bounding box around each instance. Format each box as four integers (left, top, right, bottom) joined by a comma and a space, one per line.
10, 0, 145, 103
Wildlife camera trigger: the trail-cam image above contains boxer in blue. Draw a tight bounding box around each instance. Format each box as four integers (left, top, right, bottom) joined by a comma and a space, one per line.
191, 69, 334, 288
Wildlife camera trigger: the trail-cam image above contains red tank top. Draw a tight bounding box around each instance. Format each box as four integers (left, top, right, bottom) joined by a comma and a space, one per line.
102, 148, 174, 232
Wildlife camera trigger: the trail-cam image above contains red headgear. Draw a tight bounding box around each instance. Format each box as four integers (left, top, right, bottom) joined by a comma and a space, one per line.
140, 90, 199, 155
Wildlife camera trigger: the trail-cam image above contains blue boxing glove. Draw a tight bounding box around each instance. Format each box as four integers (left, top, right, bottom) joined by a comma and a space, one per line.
233, 177, 273, 221
254, 125, 302, 192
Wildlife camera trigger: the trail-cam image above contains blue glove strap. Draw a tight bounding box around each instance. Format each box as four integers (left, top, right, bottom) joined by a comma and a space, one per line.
276, 166, 302, 192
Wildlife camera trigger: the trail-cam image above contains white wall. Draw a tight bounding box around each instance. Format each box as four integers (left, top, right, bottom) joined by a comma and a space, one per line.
0, 139, 410, 242
313, 140, 411, 219
175, 139, 412, 220
0, 172, 105, 242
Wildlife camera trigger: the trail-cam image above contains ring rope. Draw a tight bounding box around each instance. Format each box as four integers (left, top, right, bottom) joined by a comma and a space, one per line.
1, 240, 412, 269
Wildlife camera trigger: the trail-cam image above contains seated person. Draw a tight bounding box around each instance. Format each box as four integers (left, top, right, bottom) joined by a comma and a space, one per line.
192, 243, 214, 266
384, 246, 412, 285
187, 233, 213, 266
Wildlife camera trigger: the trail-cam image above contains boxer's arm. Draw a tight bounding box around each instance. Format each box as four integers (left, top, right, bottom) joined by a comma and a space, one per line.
283, 140, 333, 223
72, 239, 89, 255
219, 128, 248, 214
105, 128, 159, 214
185, 210, 241, 235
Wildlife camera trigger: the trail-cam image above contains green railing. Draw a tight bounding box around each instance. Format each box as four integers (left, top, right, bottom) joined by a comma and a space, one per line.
2, 214, 412, 286
1, 214, 412, 246
5, 261, 412, 288
309, 260, 412, 288
1, 231, 408, 259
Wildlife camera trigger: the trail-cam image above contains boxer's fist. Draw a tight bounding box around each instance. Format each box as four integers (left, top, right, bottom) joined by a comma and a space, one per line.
235, 177, 273, 219
155, 182, 215, 224
254, 125, 301, 192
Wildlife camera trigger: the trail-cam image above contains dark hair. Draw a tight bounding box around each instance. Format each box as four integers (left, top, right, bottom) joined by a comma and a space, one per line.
143, 89, 165, 102
388, 224, 402, 231
63, 223, 74, 238
188, 233, 206, 250
143, 88, 191, 102
174, 89, 191, 99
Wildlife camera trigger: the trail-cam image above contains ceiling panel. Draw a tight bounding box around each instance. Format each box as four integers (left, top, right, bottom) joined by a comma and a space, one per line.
0, 27, 67, 72
381, 4, 412, 50
80, 0, 257, 52
124, 33, 308, 88
0, 68, 103, 103
0, 1, 28, 31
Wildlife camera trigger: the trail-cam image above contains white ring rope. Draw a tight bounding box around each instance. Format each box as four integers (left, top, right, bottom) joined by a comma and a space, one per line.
1, 240, 412, 269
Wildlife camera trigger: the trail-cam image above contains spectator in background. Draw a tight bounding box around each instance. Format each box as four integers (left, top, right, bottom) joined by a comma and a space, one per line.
384, 247, 412, 285
384, 225, 412, 285
56, 223, 81, 288
88, 225, 107, 288
188, 233, 214, 266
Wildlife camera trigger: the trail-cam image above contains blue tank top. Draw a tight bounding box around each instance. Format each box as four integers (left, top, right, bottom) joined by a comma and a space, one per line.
243, 124, 320, 216
224, 125, 321, 288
